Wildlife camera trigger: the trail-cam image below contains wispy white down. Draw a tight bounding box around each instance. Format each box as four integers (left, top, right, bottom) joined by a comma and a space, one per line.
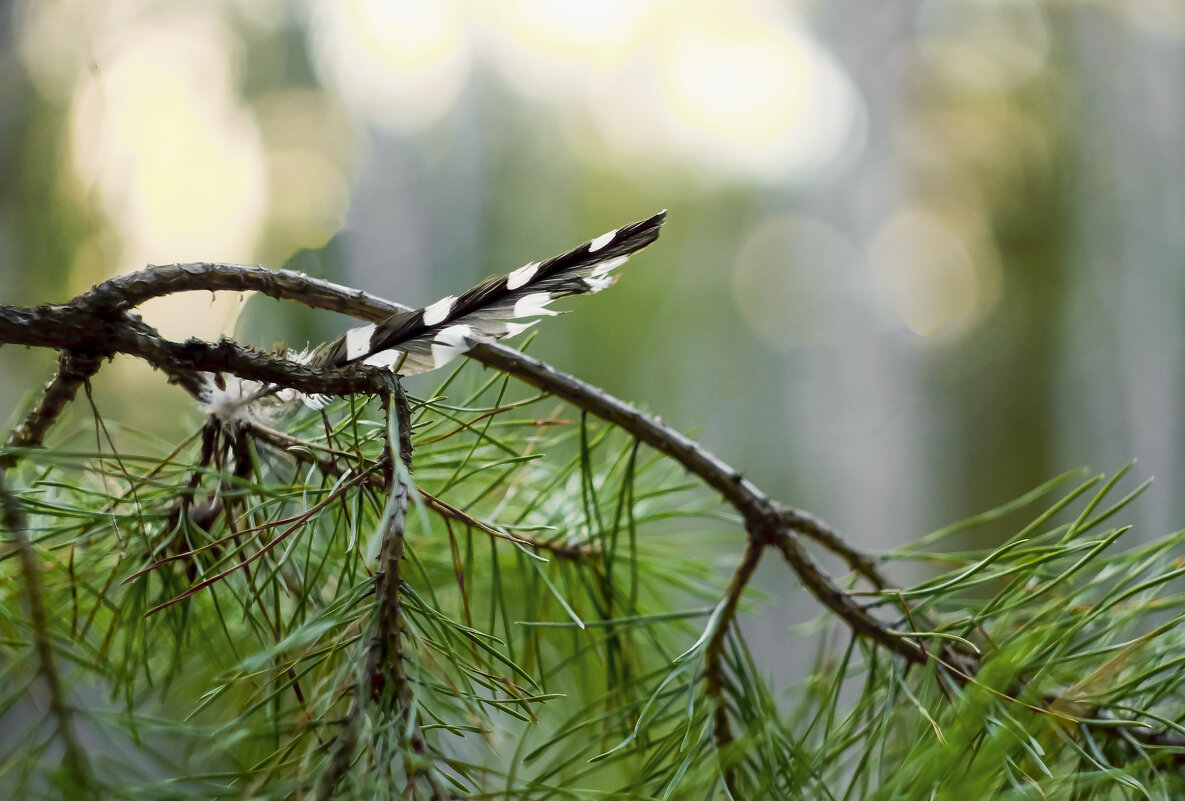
198, 374, 301, 425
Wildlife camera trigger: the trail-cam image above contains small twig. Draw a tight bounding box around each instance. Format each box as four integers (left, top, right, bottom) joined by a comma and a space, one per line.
779, 507, 889, 590
248, 422, 599, 560
769, 529, 927, 665
705, 539, 764, 796
313, 682, 364, 800
138, 465, 382, 614
378, 382, 451, 800
1, 350, 102, 470
417, 489, 597, 560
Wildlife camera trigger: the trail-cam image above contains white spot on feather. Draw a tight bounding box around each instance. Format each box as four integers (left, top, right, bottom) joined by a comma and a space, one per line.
503, 320, 538, 338
590, 255, 629, 277
431, 323, 473, 368
584, 276, 616, 293
589, 230, 616, 252
422, 295, 457, 326
513, 292, 560, 318
363, 349, 405, 370
507, 261, 540, 290
345, 324, 376, 361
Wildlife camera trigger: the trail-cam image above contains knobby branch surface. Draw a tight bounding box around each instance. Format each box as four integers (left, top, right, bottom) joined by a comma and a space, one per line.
0, 303, 390, 399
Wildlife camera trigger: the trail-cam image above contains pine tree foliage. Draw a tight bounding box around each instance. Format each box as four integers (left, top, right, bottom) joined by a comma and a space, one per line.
3, 275, 1185, 799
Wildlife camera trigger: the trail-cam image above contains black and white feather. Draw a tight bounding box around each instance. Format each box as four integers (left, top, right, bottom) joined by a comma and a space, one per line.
198, 211, 666, 421
310, 209, 666, 381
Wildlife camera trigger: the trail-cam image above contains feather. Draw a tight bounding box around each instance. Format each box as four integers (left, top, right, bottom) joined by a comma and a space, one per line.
311, 210, 667, 380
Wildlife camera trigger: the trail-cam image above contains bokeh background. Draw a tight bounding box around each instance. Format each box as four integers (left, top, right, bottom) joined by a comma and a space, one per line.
2, 0, 1184, 555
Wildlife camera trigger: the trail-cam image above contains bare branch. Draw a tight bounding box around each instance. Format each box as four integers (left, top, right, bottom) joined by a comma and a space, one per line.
779, 507, 889, 590
770, 530, 927, 664
1, 350, 103, 470
0, 302, 395, 399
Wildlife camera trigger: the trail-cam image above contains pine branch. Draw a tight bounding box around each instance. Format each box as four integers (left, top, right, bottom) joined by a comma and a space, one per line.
0, 349, 102, 795
0, 303, 390, 399
1, 350, 102, 469
247, 420, 598, 560
0, 472, 96, 797
1, 263, 907, 640
315, 379, 451, 800
3, 258, 1184, 796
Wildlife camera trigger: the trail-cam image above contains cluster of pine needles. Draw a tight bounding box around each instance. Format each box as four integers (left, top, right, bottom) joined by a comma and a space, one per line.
2, 355, 1185, 800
